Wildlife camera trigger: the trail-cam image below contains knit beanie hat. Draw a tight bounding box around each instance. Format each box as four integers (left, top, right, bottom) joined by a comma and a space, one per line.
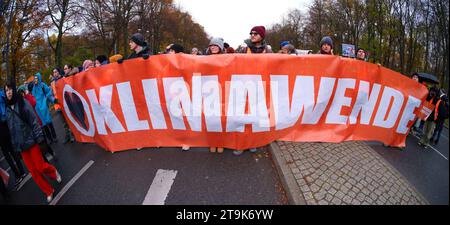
320, 36, 333, 49
209, 37, 224, 51
251, 26, 266, 39
96, 55, 108, 64
130, 33, 147, 47
109, 54, 124, 63
280, 41, 290, 47
169, 44, 184, 53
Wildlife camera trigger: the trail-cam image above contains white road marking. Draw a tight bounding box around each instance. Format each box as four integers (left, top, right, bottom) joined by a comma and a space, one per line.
412, 134, 448, 161
142, 169, 178, 205
15, 174, 32, 191
50, 160, 94, 205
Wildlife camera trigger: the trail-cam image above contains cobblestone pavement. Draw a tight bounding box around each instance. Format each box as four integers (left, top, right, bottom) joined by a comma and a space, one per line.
273, 141, 428, 205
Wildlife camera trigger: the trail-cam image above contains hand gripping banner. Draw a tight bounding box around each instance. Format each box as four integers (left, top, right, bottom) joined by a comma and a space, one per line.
56, 54, 430, 152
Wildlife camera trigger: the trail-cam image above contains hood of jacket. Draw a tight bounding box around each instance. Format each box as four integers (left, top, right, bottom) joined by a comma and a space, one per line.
34, 72, 42, 84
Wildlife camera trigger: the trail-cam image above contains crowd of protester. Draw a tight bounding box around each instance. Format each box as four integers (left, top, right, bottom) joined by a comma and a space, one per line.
0, 25, 448, 203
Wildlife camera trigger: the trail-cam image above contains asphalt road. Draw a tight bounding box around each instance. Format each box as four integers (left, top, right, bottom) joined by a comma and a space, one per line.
368, 127, 449, 205
1, 115, 288, 205
1, 113, 448, 205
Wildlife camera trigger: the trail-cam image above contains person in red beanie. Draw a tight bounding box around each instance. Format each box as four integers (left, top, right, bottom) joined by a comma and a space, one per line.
237, 26, 273, 54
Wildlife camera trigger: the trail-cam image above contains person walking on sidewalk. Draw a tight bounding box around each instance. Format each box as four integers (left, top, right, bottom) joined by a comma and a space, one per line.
4, 81, 61, 203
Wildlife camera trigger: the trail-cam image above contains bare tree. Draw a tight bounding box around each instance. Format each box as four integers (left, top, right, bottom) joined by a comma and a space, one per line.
46, 0, 78, 68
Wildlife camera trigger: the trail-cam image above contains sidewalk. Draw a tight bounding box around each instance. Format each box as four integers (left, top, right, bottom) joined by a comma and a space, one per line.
269, 141, 428, 205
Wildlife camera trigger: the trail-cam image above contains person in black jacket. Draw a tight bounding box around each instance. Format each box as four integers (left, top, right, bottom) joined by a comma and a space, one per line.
4, 81, 62, 203
419, 87, 440, 148
430, 93, 449, 145
127, 33, 151, 59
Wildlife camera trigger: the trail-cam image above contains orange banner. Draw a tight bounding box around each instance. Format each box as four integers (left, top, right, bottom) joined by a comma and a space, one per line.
56, 54, 429, 152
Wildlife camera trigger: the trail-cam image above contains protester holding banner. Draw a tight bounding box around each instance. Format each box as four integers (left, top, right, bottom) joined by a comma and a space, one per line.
95, 55, 109, 67
0, 90, 27, 188
63, 64, 79, 77
234, 26, 273, 155
82, 60, 94, 71
319, 36, 334, 55
30, 72, 58, 144
280, 44, 296, 55
128, 33, 151, 60
168, 44, 185, 54
191, 48, 201, 55
237, 26, 273, 54
419, 87, 440, 148
4, 81, 62, 203
206, 37, 225, 55
356, 48, 367, 61
224, 43, 235, 53
51, 68, 74, 143
411, 73, 425, 135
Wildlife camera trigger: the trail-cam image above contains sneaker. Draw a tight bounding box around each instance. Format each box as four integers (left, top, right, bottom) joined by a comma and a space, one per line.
209, 147, 217, 153
217, 147, 224, 153
249, 148, 258, 153
55, 170, 62, 183
233, 150, 243, 156
181, 146, 190, 151
47, 193, 53, 203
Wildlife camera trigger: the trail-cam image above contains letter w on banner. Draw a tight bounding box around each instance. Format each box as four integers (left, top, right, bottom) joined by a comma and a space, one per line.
56, 54, 430, 152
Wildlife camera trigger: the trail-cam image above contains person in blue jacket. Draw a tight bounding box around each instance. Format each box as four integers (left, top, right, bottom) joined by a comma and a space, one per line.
29, 72, 58, 144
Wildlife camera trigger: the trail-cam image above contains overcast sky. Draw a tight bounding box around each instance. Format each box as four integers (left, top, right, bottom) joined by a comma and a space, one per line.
173, 0, 312, 49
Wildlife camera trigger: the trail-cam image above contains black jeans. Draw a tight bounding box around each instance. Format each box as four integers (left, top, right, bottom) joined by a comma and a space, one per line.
431, 121, 445, 144
42, 123, 57, 142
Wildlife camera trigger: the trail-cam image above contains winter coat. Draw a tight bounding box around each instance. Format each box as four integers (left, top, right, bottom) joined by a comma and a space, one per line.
426, 96, 439, 122
23, 93, 42, 126
5, 99, 45, 153
236, 39, 273, 54
128, 46, 151, 59
436, 100, 449, 123
30, 72, 55, 126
